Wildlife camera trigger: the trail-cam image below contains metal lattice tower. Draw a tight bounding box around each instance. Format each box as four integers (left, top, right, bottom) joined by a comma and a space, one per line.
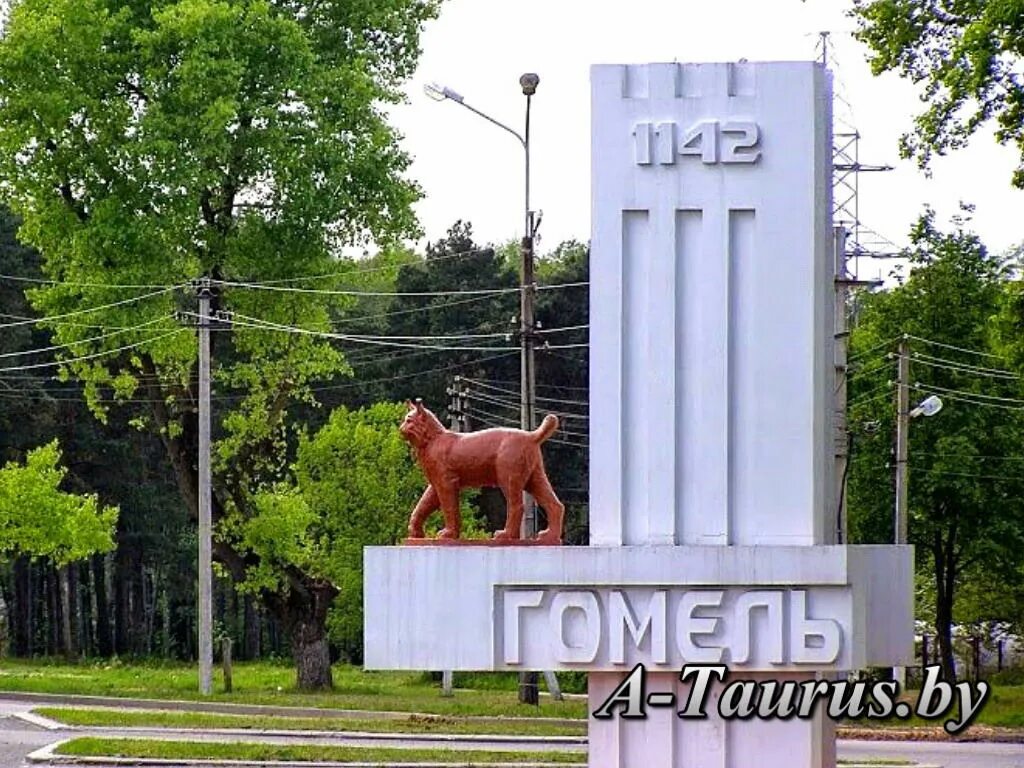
818, 32, 898, 283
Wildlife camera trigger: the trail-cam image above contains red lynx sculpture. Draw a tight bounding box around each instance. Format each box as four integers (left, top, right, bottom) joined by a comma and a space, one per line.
400, 400, 564, 544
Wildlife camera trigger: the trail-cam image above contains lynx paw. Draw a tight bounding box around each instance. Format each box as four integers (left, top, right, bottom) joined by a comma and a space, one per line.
493, 528, 519, 541
535, 528, 562, 545
437, 528, 459, 540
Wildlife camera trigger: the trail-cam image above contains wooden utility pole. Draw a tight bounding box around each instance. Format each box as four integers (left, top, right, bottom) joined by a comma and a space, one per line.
196, 279, 213, 696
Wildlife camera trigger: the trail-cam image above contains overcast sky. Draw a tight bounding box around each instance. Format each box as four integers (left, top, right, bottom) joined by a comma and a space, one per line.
388, 0, 1024, 282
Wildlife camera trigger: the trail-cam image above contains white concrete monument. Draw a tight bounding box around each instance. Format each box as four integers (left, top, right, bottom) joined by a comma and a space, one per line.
365, 61, 914, 768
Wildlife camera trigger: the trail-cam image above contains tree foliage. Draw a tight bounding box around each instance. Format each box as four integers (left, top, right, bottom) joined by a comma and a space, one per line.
0, 441, 118, 564
847, 208, 1024, 679
0, 0, 439, 688
853, 0, 1024, 186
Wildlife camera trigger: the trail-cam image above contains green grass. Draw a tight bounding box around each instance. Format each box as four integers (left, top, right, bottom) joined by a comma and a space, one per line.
35, 707, 585, 737
0, 660, 585, 720
55, 737, 586, 764
837, 680, 1024, 731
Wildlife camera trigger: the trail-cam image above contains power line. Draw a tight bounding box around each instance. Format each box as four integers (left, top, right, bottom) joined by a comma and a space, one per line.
910, 384, 1024, 412
463, 406, 588, 450
221, 311, 588, 352
211, 277, 589, 298
329, 292, 504, 327
848, 380, 893, 405
904, 334, 1004, 361
917, 382, 1024, 405
469, 377, 589, 394
910, 351, 1019, 380
0, 286, 178, 330
213, 280, 520, 298
918, 452, 1024, 463
908, 466, 1024, 483
537, 324, 588, 334
231, 247, 501, 285
210, 312, 522, 352
0, 328, 185, 373
0, 316, 171, 360
847, 336, 900, 363
0, 274, 183, 290
462, 388, 587, 423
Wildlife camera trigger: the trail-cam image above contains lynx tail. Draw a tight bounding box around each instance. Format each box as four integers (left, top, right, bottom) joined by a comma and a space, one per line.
531, 414, 559, 443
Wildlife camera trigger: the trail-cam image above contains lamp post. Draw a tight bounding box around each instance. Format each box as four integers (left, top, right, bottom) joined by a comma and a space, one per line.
894, 335, 942, 686
424, 75, 541, 531
425, 75, 554, 705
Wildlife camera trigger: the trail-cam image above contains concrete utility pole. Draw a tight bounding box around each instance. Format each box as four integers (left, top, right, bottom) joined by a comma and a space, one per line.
895, 337, 910, 547
517, 72, 543, 708
422, 70, 559, 707
519, 72, 540, 543
834, 226, 849, 545
196, 279, 214, 696
440, 376, 469, 698
893, 336, 910, 688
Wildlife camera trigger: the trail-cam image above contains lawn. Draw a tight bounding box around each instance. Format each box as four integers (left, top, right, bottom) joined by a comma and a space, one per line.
34, 706, 586, 737
0, 660, 585, 719
836, 679, 1024, 731
54, 738, 587, 764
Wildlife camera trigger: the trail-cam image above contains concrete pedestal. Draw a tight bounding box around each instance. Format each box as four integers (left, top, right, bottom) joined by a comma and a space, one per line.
589, 672, 836, 768
364, 59, 913, 768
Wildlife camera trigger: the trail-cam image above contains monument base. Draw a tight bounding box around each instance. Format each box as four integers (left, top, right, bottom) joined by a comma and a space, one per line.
403, 537, 562, 547
589, 671, 836, 768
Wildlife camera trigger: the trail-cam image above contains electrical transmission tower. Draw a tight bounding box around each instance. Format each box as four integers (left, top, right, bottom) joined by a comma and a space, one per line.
818, 32, 900, 284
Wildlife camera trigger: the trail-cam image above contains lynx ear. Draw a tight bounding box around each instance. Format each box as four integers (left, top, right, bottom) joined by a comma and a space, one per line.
405, 399, 415, 410
414, 398, 424, 411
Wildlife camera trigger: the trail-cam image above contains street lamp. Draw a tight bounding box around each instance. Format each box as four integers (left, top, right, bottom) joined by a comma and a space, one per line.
423, 74, 541, 519
425, 75, 548, 706
893, 367, 942, 688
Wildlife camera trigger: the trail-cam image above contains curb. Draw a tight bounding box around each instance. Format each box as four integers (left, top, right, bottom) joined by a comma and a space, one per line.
32, 721, 586, 746
14, 710, 65, 731
0, 691, 581, 728
25, 741, 576, 768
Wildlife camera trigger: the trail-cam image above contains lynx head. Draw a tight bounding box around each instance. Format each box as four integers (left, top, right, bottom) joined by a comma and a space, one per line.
399, 399, 446, 447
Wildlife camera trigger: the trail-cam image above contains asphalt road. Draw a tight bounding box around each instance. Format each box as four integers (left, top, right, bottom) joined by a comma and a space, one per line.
0, 697, 1019, 768
839, 739, 1024, 768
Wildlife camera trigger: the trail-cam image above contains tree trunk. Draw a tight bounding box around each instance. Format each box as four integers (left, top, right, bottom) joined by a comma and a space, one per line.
92, 554, 112, 656
79, 561, 93, 657
279, 583, 337, 690
290, 617, 332, 690
114, 548, 129, 655
11, 557, 31, 657
130, 553, 147, 655
58, 565, 79, 661
143, 355, 338, 683
243, 594, 260, 661
933, 531, 957, 681
46, 564, 60, 656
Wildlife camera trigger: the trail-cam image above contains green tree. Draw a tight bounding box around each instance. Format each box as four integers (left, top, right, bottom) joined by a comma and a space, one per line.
534, 240, 589, 543
0, 0, 438, 688
852, 0, 1024, 186
847, 208, 1024, 681
0, 440, 118, 564
234, 402, 479, 663
362, 221, 520, 411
